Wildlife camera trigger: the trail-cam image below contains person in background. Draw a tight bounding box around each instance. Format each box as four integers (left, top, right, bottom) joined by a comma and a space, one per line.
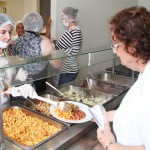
11, 20, 25, 42
12, 12, 61, 93
97, 6, 150, 150
0, 13, 37, 105
7, 20, 25, 56
55, 7, 83, 85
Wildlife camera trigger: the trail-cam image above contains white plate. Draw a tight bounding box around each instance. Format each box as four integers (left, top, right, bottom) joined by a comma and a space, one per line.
50, 101, 92, 123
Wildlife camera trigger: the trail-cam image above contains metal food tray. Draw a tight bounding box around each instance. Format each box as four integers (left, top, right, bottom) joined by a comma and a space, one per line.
3, 106, 68, 150
23, 98, 52, 117
23, 94, 61, 117
74, 78, 128, 96
93, 72, 136, 87
50, 85, 116, 107
21, 94, 72, 126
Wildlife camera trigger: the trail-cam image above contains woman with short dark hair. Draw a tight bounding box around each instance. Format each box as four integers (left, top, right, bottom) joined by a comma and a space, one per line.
97, 6, 150, 150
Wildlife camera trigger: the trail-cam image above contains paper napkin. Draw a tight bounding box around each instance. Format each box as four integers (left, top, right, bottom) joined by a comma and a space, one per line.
89, 104, 106, 131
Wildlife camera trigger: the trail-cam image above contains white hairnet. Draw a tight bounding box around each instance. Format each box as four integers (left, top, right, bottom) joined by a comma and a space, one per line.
22, 12, 43, 32
62, 7, 79, 22
0, 13, 14, 29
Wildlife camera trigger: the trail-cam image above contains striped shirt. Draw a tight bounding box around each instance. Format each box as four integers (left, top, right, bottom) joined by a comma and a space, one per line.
55, 26, 83, 73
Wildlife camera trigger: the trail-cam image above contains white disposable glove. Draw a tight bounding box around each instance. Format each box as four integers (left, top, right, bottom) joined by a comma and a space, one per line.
11, 84, 37, 99
15, 68, 28, 82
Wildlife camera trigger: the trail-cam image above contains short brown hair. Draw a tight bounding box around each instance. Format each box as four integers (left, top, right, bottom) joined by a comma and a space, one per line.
109, 6, 150, 64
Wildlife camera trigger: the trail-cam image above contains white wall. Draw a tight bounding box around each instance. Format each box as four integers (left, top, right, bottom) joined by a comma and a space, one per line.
0, 2, 7, 13
51, 0, 138, 50
138, 0, 150, 10
7, 0, 24, 21
24, 0, 39, 14
51, 0, 138, 78
5, 0, 39, 35
6, 0, 39, 21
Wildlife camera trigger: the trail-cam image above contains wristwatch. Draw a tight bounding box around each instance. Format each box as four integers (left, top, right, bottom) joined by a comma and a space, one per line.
106, 141, 116, 150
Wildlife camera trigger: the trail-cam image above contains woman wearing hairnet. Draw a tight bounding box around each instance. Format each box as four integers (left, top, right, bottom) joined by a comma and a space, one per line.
12, 12, 61, 92
0, 13, 37, 105
55, 7, 83, 85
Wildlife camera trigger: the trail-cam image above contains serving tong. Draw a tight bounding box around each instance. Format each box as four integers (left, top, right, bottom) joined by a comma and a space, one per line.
27, 99, 44, 112
33, 95, 72, 112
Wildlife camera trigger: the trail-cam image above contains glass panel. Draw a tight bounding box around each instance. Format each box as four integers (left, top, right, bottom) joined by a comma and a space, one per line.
0, 46, 113, 87
0, 46, 111, 70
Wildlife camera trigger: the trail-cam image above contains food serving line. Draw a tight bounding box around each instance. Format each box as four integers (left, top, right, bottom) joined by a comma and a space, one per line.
1, 72, 136, 150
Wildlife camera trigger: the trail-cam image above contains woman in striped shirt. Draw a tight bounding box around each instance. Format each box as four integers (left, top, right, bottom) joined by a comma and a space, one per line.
55, 7, 83, 85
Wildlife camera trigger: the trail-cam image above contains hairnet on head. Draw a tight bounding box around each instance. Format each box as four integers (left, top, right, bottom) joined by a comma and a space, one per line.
22, 12, 43, 32
14, 20, 23, 30
0, 13, 14, 29
62, 7, 79, 22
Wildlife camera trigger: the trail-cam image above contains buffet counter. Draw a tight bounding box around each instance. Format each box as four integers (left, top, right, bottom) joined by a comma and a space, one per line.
1, 71, 135, 150
3, 91, 126, 150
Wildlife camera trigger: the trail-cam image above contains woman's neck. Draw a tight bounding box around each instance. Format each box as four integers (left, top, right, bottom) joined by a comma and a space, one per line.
68, 22, 77, 29
133, 60, 146, 73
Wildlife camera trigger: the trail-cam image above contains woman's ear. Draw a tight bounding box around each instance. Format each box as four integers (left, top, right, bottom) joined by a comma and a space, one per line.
129, 41, 138, 54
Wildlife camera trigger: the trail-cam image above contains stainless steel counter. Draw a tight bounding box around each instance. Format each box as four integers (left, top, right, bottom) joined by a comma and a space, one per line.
66, 127, 104, 150
3, 86, 128, 150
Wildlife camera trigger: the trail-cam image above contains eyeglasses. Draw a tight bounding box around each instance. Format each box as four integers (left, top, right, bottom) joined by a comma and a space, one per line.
111, 43, 123, 51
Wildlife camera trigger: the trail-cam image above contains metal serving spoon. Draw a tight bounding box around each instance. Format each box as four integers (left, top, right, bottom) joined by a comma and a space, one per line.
86, 77, 92, 90
45, 81, 65, 96
34, 95, 72, 112
88, 71, 95, 79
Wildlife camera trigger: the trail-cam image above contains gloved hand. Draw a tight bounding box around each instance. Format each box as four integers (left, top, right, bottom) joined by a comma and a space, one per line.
15, 68, 28, 82
11, 84, 37, 99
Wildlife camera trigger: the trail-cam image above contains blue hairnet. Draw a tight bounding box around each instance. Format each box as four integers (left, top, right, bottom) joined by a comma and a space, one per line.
62, 7, 79, 22
0, 13, 14, 29
22, 12, 43, 32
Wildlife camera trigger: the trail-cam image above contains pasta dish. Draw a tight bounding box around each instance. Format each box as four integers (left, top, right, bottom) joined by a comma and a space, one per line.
3, 108, 61, 146
54, 103, 86, 120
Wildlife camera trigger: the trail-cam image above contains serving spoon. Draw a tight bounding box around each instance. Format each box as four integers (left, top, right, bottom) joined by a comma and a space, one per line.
88, 71, 95, 79
86, 77, 92, 90
46, 81, 65, 96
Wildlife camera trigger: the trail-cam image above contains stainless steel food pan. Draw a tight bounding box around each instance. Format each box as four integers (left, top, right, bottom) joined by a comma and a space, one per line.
74, 78, 128, 96
21, 94, 71, 126
50, 85, 116, 107
3, 106, 68, 150
23, 98, 52, 117
93, 72, 136, 87
23, 94, 65, 118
